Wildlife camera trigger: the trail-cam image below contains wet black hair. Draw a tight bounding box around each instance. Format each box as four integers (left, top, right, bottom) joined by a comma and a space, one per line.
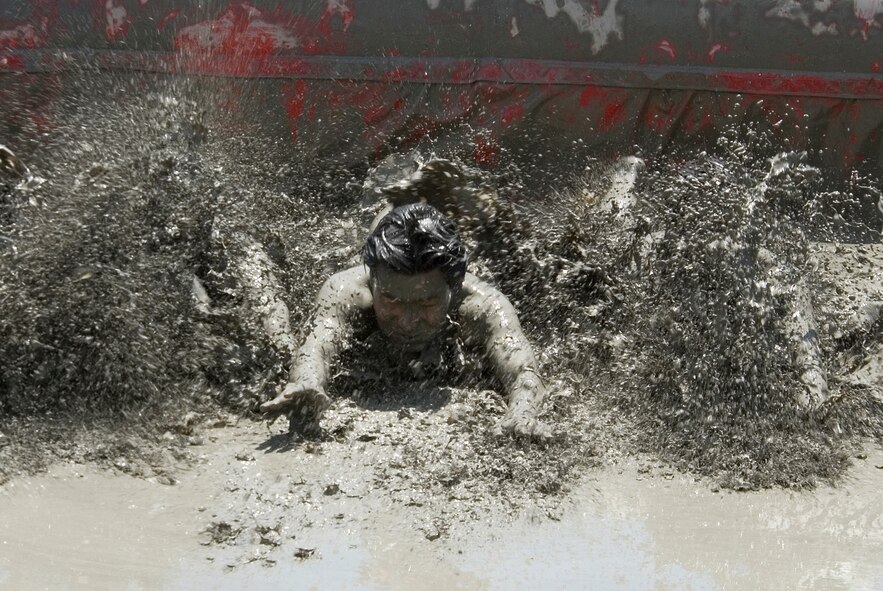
363, 203, 468, 289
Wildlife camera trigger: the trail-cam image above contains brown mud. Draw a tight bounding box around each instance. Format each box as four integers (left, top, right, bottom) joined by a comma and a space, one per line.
2, 72, 883, 588
1, 421, 881, 590
0, 243, 880, 588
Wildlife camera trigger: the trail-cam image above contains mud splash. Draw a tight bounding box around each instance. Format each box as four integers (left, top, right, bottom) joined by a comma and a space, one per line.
1, 70, 882, 523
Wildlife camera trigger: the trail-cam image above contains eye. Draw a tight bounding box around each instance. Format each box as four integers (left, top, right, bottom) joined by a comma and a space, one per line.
380, 293, 400, 304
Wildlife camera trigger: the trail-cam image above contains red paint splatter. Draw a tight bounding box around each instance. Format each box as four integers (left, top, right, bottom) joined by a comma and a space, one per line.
382, 62, 429, 82
0, 54, 26, 70
0, 23, 45, 48
363, 97, 404, 126
400, 120, 440, 147
714, 72, 849, 96
448, 62, 475, 83
283, 79, 307, 141
599, 102, 626, 131
0, 0, 55, 49
706, 43, 729, 63
174, 2, 348, 63
500, 103, 525, 126
322, 0, 355, 33
507, 60, 547, 83
474, 63, 504, 81
579, 86, 607, 107
283, 80, 306, 119
656, 39, 676, 61
458, 88, 473, 111
872, 61, 881, 73
157, 8, 182, 31
644, 103, 676, 133
348, 84, 386, 107
786, 98, 805, 118
30, 112, 52, 132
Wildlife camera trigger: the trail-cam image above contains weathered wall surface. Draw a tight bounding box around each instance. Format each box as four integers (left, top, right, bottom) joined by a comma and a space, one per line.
1, 0, 882, 168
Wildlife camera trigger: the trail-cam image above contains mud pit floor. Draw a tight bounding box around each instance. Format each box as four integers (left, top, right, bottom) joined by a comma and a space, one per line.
1, 241, 882, 591
1, 423, 881, 591
2, 159, 883, 590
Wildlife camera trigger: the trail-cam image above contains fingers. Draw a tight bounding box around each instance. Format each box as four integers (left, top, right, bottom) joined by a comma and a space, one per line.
286, 392, 330, 437
494, 415, 552, 441
261, 407, 288, 426
259, 394, 289, 415
261, 388, 330, 425
287, 392, 330, 418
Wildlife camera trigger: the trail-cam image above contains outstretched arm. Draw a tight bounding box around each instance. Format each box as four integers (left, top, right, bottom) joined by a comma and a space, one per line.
459, 273, 551, 438
260, 266, 373, 422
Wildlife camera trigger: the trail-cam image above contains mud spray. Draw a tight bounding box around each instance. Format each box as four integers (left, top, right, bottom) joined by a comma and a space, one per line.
1, 73, 882, 560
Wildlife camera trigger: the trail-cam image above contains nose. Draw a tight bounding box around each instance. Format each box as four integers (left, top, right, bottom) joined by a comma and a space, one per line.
396, 307, 420, 332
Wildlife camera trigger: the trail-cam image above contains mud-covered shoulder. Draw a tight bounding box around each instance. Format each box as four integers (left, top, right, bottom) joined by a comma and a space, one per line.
458, 272, 518, 320
456, 272, 528, 350
316, 265, 373, 314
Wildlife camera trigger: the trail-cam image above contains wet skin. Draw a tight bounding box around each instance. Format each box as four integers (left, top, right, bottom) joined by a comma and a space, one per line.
260, 265, 551, 438
371, 267, 451, 352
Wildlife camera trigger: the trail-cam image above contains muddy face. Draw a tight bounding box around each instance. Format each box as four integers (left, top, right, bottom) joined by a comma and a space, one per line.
371, 267, 451, 352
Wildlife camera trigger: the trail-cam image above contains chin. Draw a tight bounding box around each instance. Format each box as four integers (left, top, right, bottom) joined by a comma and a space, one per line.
387, 334, 429, 351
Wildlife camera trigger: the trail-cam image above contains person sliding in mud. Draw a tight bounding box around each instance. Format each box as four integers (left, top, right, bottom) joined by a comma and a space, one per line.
260, 201, 551, 439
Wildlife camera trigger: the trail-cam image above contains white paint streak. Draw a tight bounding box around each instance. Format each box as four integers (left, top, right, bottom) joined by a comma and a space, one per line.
585, 0, 624, 54
509, 16, 520, 37
529, 0, 623, 54
698, 0, 729, 31
105, 0, 128, 39
854, 0, 883, 39
427, 0, 623, 53
811, 21, 838, 35
765, 0, 844, 35
698, 6, 711, 30
177, 5, 301, 51
326, 0, 355, 31
0, 23, 41, 46
766, 0, 813, 28
854, 0, 883, 20
657, 39, 676, 60
527, 0, 558, 19
763, 0, 883, 38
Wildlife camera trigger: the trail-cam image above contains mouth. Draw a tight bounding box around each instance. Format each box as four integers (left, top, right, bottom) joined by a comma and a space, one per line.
390, 332, 430, 349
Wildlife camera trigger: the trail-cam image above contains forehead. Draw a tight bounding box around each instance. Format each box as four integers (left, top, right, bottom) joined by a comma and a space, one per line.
372, 267, 450, 299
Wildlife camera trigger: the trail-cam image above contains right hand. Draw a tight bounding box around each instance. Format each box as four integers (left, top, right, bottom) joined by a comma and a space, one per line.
494, 404, 553, 440
260, 381, 331, 424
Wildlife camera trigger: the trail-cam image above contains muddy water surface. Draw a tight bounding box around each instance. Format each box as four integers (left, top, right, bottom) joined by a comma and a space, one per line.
2, 75, 883, 590
2, 422, 880, 591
